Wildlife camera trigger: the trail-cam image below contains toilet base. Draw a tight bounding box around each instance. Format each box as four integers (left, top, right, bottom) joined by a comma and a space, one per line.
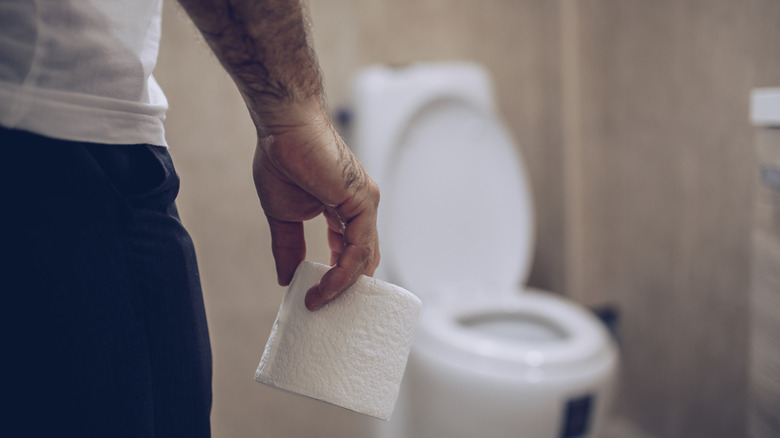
375, 290, 618, 438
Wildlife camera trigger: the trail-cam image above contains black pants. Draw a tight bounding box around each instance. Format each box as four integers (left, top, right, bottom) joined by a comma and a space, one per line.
2, 128, 212, 437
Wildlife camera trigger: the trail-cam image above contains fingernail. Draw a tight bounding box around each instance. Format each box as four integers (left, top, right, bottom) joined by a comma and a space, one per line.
277, 269, 290, 286
305, 285, 324, 311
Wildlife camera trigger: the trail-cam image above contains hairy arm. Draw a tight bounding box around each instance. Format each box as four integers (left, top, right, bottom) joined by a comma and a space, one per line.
177, 0, 322, 126
177, 0, 380, 310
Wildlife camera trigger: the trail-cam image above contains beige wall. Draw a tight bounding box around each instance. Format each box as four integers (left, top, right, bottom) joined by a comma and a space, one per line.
564, 1, 780, 437
155, 0, 780, 437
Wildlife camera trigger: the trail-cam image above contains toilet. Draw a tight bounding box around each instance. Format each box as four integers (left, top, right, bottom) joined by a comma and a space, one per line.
349, 63, 618, 438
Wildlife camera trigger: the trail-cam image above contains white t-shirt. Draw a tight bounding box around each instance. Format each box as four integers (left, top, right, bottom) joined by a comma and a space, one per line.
0, 0, 168, 146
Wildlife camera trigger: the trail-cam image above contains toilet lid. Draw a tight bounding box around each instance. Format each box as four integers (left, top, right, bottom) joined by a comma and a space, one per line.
384, 98, 533, 299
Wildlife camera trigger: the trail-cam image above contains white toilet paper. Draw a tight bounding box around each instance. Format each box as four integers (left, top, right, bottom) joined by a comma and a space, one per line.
255, 261, 422, 420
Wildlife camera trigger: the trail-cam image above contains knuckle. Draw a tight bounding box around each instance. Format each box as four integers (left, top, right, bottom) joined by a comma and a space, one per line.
263, 139, 289, 168
367, 178, 380, 205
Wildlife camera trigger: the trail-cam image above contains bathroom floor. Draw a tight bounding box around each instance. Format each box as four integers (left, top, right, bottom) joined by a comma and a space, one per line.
600, 418, 658, 438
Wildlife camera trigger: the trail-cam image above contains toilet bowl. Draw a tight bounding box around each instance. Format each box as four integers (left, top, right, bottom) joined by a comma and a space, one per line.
349, 63, 618, 438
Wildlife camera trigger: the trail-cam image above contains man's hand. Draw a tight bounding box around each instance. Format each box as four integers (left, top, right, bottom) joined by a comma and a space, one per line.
177, 0, 380, 309
253, 101, 380, 310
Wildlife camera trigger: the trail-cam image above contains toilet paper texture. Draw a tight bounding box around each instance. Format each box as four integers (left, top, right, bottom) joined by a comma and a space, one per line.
255, 261, 422, 420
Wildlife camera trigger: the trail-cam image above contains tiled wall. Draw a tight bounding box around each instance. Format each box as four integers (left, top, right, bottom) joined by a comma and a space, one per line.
155, 1, 780, 437
564, 1, 780, 437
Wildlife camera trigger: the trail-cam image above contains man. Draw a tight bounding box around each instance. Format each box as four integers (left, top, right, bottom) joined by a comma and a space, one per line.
1, 0, 379, 436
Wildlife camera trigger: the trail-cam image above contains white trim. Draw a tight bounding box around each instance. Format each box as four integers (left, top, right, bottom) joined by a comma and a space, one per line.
751, 88, 780, 128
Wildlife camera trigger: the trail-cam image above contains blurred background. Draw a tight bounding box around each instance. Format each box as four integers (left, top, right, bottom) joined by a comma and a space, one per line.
153, 0, 780, 437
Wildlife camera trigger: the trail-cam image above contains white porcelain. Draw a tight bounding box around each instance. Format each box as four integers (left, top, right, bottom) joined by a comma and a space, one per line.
393, 290, 616, 438
350, 62, 618, 438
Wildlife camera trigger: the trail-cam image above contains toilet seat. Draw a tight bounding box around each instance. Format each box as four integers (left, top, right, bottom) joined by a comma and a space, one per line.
417, 290, 610, 375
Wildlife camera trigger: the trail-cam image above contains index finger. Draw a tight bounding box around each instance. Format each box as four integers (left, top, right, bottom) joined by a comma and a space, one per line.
304, 211, 379, 311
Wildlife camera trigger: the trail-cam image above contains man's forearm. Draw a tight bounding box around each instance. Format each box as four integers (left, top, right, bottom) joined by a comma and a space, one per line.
177, 0, 325, 127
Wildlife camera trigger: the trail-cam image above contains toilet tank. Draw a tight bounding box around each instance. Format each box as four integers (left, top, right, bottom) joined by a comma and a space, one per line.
350, 62, 498, 190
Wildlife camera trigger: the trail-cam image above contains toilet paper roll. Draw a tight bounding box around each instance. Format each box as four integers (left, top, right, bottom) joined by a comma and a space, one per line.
255, 261, 422, 420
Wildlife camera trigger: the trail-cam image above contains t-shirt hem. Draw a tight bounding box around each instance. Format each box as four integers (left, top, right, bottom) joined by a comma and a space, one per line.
0, 81, 168, 147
